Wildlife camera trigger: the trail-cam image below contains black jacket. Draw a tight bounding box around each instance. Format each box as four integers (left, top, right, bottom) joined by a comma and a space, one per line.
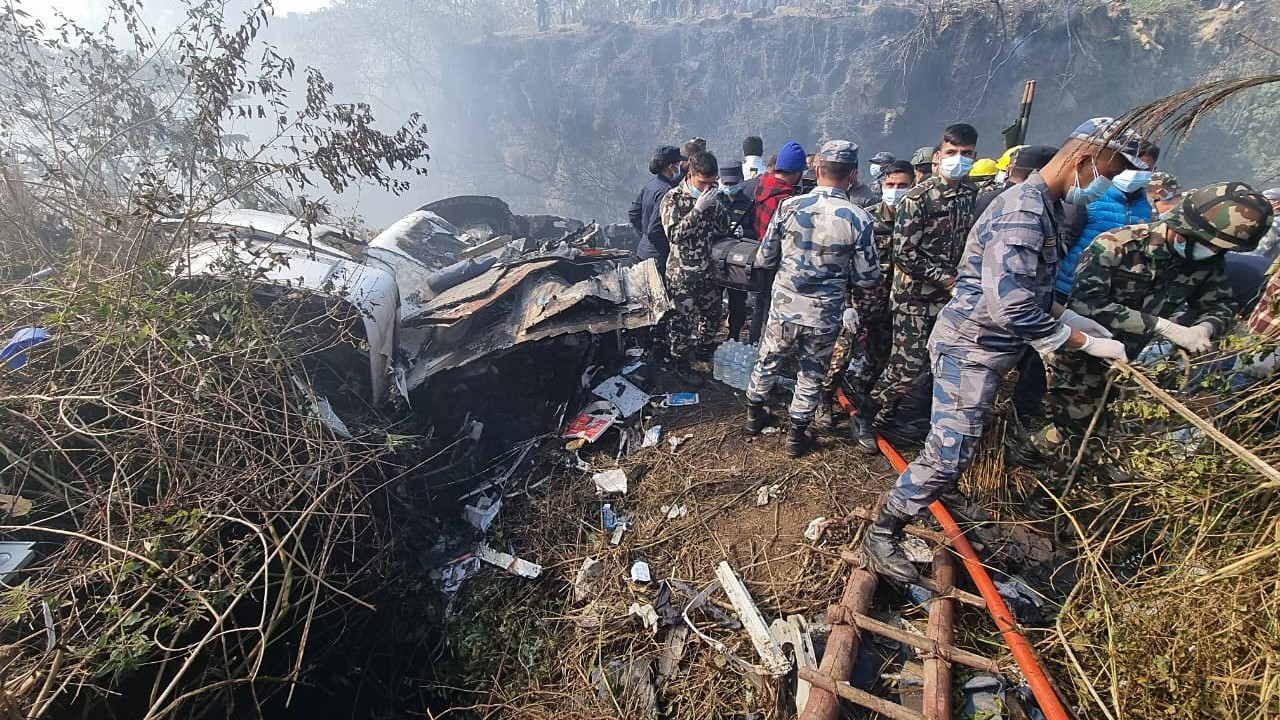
717, 189, 757, 240
632, 173, 676, 262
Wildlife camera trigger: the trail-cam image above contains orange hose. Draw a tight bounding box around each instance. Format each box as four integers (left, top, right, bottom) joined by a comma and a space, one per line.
876, 436, 1072, 720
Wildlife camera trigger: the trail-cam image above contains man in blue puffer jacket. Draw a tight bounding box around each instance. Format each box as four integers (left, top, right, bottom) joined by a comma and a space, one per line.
1055, 143, 1161, 301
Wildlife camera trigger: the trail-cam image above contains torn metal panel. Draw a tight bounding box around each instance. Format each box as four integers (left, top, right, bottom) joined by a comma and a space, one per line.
399, 259, 670, 390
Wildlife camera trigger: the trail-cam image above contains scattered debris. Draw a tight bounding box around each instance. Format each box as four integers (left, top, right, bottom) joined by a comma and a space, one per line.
667, 433, 693, 451
0, 541, 36, 583
660, 504, 688, 519
755, 484, 782, 506
0, 327, 50, 370
622, 361, 644, 375
657, 626, 691, 681
475, 543, 542, 579
462, 495, 502, 531
804, 516, 828, 542
572, 558, 605, 603
562, 400, 620, 443
0, 494, 33, 518
609, 523, 629, 545
593, 374, 651, 417
760, 425, 782, 435
592, 468, 628, 494
641, 425, 664, 448
714, 561, 792, 677
630, 560, 652, 584
663, 392, 700, 407
901, 536, 934, 564
770, 615, 819, 712
629, 602, 660, 634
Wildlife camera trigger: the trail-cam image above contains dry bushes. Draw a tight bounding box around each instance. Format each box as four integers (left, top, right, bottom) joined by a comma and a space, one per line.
0, 241, 405, 718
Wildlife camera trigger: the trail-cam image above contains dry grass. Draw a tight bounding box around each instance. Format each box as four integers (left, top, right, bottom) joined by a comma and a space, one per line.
434, 382, 899, 719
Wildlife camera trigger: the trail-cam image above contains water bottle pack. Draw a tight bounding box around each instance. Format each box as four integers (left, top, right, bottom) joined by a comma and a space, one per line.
713, 340, 758, 391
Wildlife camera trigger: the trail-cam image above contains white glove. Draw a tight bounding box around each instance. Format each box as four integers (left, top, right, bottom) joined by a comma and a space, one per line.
693, 187, 717, 213
1239, 347, 1280, 380
732, 222, 745, 238
1058, 308, 1113, 338
842, 307, 860, 333
1078, 334, 1129, 361
1155, 318, 1214, 353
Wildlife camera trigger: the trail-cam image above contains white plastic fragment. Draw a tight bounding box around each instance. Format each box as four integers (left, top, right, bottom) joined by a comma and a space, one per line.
641, 425, 664, 448
660, 504, 689, 519
592, 375, 651, 417
714, 561, 792, 676
668, 433, 693, 451
629, 602, 660, 634
803, 517, 827, 542
592, 468, 628, 494
573, 557, 605, 603
756, 484, 781, 506
462, 495, 502, 531
475, 543, 542, 579
630, 561, 652, 584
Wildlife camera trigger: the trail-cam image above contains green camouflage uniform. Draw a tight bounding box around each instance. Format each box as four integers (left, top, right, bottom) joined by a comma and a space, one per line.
1030, 221, 1237, 476
824, 199, 896, 400
661, 183, 730, 359
871, 175, 977, 426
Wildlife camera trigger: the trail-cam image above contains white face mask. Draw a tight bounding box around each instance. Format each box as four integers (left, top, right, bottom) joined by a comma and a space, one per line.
881, 187, 910, 207
869, 163, 885, 180
1171, 237, 1219, 261
938, 155, 975, 180
994, 170, 1008, 184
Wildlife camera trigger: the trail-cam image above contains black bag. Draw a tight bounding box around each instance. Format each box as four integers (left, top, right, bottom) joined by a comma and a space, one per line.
710, 239, 762, 291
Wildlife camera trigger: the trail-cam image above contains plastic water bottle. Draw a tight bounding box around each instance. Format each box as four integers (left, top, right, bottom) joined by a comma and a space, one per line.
713, 342, 726, 381
601, 503, 617, 531
727, 343, 742, 389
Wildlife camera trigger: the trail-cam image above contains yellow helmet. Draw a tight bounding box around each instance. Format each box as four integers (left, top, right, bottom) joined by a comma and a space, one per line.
969, 158, 999, 178
996, 145, 1028, 171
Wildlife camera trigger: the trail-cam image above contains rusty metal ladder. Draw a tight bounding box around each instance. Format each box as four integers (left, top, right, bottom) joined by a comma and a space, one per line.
796, 507, 1000, 720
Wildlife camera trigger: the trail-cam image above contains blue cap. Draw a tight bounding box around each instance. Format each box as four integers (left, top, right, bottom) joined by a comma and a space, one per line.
654, 145, 684, 165
775, 142, 807, 173
1068, 117, 1149, 170
818, 140, 859, 164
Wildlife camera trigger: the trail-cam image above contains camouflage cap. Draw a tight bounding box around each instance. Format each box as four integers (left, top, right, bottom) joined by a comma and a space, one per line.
1165, 181, 1275, 252
1149, 171, 1180, 191
818, 140, 859, 164
870, 151, 896, 165
911, 145, 937, 166
1067, 117, 1149, 170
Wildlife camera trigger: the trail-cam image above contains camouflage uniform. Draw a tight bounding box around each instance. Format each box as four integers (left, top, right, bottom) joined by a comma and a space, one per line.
871, 175, 977, 430
661, 183, 730, 359
886, 173, 1071, 518
1030, 222, 1236, 476
746, 185, 881, 422
823, 199, 896, 401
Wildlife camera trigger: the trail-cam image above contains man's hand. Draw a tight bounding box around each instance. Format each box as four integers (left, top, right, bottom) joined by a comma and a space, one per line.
842, 307, 860, 333
1156, 318, 1214, 353
1059, 308, 1113, 338
1079, 334, 1128, 361
694, 188, 717, 213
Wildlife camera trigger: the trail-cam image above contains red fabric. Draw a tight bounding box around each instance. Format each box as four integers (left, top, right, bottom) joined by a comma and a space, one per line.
752, 174, 797, 240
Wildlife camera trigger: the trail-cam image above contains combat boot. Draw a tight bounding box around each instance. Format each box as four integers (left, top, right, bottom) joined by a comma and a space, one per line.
813, 392, 836, 430
786, 421, 816, 458
848, 396, 880, 454
937, 487, 989, 524
746, 401, 776, 435
862, 507, 920, 583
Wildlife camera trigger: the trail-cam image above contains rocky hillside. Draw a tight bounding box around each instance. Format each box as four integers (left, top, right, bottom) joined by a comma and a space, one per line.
285, 0, 1280, 225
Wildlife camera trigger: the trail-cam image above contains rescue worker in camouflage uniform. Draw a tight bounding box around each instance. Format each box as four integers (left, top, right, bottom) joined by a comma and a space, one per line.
864, 117, 1143, 583
818, 160, 914, 443
745, 141, 881, 458
1023, 182, 1274, 482
867, 124, 981, 448
660, 150, 730, 384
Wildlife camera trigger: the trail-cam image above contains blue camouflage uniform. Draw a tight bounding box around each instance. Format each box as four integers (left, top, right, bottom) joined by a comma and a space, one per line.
746, 184, 881, 422
886, 173, 1071, 517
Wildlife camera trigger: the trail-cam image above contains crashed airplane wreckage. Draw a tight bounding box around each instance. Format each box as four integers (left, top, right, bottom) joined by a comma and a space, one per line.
168, 197, 670, 406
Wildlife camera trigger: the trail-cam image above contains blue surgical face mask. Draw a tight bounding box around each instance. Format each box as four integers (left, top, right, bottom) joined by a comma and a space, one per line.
1065, 160, 1112, 205
1111, 170, 1153, 194
687, 184, 701, 199
882, 187, 910, 207
869, 163, 885, 180
938, 155, 975, 180
721, 183, 742, 196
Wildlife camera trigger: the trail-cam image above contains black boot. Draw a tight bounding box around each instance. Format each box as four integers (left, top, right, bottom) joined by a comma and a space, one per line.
746, 401, 775, 435
786, 421, 815, 458
937, 487, 989, 524
862, 507, 920, 583
814, 391, 836, 430
848, 396, 880, 454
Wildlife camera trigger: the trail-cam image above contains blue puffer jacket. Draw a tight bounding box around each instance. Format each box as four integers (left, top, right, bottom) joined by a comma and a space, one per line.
1055, 185, 1153, 298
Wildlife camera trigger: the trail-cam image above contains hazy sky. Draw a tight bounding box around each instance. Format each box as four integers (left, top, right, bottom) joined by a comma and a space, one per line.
36, 0, 334, 26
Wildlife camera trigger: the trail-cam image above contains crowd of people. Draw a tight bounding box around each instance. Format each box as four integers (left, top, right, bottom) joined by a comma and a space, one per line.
627, 120, 1280, 582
